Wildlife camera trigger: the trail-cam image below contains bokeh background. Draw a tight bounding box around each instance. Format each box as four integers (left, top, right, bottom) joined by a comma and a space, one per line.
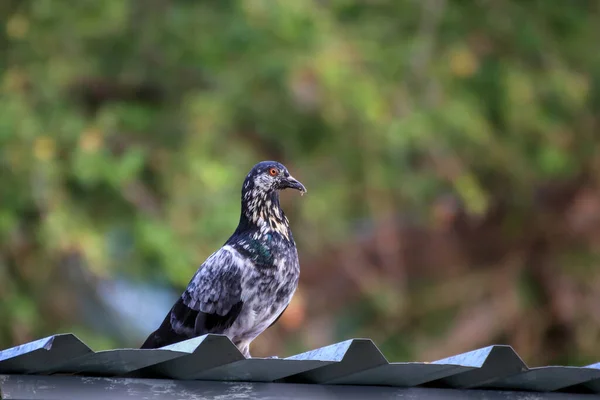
2, 0, 600, 367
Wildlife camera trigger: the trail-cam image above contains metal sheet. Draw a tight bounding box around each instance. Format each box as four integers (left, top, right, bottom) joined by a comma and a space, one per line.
482, 366, 600, 392
578, 362, 600, 393
191, 358, 334, 382
1, 334, 600, 395
131, 334, 245, 379
281, 339, 388, 384
429, 345, 528, 388
325, 362, 475, 387
46, 349, 190, 376
3, 374, 596, 400
0, 334, 92, 374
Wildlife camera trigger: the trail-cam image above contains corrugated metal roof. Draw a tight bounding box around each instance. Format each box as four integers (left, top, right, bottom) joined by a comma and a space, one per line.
4, 375, 595, 400
0, 334, 599, 394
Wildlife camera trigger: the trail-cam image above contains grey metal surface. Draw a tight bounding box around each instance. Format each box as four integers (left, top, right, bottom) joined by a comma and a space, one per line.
0, 334, 92, 374
0, 333, 599, 395
1, 375, 597, 400
581, 362, 600, 393
132, 335, 246, 379
482, 366, 600, 392
429, 345, 528, 388
282, 338, 388, 383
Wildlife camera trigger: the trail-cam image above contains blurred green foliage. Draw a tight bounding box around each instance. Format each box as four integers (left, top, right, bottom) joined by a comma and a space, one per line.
1, 0, 600, 365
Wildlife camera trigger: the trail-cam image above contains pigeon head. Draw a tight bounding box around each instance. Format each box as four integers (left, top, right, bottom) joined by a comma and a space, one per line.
238, 161, 305, 237
243, 161, 306, 196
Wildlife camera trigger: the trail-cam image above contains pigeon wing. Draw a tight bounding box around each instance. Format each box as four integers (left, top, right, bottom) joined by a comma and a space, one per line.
140, 246, 244, 348
181, 246, 245, 334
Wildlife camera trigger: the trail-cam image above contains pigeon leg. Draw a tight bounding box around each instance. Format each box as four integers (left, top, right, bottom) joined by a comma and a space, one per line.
238, 343, 251, 358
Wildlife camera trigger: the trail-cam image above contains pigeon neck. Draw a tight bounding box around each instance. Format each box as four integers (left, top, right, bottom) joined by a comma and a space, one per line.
239, 190, 291, 240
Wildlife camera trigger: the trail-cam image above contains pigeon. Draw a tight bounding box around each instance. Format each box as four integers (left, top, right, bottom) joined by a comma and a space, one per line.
140, 161, 306, 357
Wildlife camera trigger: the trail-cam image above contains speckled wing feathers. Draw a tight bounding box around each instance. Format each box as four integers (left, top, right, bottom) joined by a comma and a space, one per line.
181, 247, 243, 316
140, 246, 245, 349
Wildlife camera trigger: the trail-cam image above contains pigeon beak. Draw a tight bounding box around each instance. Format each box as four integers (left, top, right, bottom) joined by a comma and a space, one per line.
283, 175, 307, 194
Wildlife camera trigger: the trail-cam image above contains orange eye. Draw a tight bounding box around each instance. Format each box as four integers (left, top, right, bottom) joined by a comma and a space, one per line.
269, 168, 279, 176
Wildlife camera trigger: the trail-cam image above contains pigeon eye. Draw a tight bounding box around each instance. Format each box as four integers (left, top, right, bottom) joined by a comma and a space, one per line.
269, 168, 279, 176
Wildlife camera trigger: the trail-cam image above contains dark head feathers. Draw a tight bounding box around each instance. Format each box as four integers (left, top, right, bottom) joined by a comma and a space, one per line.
242, 161, 306, 197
